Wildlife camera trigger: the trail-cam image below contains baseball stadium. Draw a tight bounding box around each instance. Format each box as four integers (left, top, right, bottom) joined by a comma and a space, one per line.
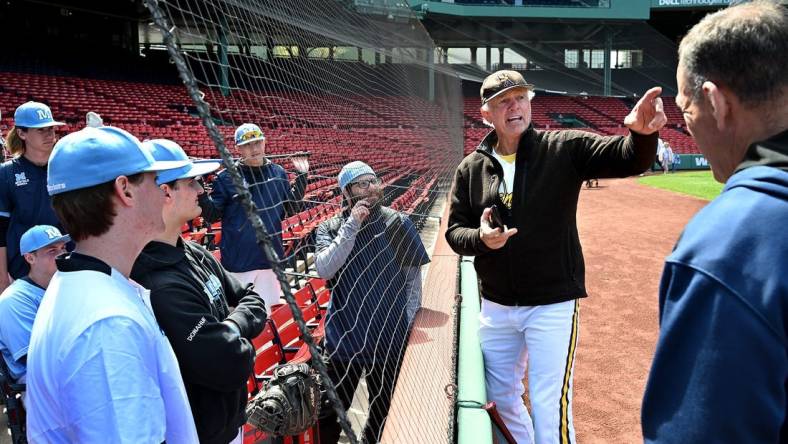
0, 0, 784, 443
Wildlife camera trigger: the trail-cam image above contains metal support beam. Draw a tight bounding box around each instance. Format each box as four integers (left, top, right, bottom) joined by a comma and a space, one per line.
428, 45, 435, 102
218, 15, 230, 97
485, 46, 491, 71
604, 28, 612, 96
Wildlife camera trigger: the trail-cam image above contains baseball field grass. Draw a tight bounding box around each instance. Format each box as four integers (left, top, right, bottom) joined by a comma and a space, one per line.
638, 170, 724, 201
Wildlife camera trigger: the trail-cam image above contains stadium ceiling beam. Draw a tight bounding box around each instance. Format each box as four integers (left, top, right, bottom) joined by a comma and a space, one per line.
158, 0, 465, 80
216, 0, 430, 49
423, 17, 613, 48
477, 21, 632, 95
22, 0, 145, 21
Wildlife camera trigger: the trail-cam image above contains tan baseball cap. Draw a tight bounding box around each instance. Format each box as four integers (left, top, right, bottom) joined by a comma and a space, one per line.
481, 70, 535, 104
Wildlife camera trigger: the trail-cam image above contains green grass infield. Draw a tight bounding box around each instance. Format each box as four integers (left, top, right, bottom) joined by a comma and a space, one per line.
637, 170, 724, 201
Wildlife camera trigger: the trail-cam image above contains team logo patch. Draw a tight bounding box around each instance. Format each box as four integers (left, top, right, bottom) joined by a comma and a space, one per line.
14, 172, 29, 187
36, 109, 53, 121
202, 274, 223, 303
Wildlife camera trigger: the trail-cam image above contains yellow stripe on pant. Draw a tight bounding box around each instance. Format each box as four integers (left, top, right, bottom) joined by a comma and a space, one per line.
559, 300, 579, 444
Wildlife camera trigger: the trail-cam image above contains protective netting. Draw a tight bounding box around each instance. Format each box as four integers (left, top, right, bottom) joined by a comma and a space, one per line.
143, 1, 463, 442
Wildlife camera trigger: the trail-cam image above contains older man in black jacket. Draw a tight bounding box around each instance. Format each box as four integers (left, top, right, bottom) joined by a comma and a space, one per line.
446, 71, 666, 444
132, 139, 267, 444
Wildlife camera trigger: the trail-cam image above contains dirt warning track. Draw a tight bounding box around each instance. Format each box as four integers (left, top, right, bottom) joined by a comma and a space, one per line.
573, 177, 708, 443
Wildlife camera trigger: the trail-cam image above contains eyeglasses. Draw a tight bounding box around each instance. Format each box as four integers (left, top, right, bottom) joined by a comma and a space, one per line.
350, 177, 381, 189
239, 130, 264, 142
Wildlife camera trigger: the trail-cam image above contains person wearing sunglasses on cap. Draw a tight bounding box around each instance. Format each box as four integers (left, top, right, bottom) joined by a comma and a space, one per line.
314, 161, 430, 444
0, 102, 68, 293
132, 139, 267, 444
199, 123, 309, 312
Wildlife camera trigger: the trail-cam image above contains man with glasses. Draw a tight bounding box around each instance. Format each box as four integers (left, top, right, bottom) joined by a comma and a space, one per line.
314, 161, 430, 444
446, 70, 665, 444
200, 123, 309, 310
642, 3, 788, 441
0, 225, 69, 396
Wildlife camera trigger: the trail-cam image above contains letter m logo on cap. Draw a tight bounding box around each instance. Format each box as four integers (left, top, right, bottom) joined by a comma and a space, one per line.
37, 109, 53, 120
45, 227, 60, 239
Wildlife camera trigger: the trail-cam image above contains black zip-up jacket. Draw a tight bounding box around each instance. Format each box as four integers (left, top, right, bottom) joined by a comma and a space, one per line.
446, 126, 657, 306
131, 239, 267, 444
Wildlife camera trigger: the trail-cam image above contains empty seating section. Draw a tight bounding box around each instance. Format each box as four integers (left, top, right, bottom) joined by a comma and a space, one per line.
462, 92, 699, 156
0, 72, 452, 173
0, 72, 450, 253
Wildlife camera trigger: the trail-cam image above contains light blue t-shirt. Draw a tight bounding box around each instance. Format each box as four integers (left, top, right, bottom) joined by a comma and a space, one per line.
0, 277, 45, 381
26, 264, 198, 443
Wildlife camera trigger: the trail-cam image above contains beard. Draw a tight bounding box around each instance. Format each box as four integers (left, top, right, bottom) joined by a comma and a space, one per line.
348, 188, 384, 209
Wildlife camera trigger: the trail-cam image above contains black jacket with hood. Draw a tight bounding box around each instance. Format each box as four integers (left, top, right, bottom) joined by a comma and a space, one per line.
446, 126, 657, 306
131, 239, 267, 444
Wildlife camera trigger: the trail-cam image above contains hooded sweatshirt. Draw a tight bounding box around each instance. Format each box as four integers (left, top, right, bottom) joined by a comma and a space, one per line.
131, 239, 267, 444
642, 129, 788, 443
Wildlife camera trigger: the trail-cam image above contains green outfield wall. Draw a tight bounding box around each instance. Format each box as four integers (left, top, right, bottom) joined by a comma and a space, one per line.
652, 154, 711, 171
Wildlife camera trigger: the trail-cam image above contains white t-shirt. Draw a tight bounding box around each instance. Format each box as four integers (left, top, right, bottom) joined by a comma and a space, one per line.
492, 150, 517, 209
26, 265, 199, 443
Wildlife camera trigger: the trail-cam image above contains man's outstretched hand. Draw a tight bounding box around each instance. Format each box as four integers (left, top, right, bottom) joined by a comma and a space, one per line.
624, 87, 668, 135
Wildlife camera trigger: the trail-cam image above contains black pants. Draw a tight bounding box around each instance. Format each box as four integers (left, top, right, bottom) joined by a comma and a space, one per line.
318, 346, 406, 444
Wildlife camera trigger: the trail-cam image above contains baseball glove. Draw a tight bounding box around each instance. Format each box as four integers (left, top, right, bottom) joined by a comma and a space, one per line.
246, 363, 321, 436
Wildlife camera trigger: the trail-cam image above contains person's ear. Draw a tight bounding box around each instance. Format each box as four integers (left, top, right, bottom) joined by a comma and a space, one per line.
480, 105, 491, 124
160, 184, 173, 201
702, 81, 730, 131
114, 176, 135, 206
23, 252, 35, 266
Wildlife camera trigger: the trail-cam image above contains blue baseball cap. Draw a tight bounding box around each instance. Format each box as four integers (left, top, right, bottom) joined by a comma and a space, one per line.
14, 101, 65, 129
338, 161, 376, 190
234, 123, 265, 146
20, 225, 70, 255
47, 126, 191, 195
142, 139, 222, 185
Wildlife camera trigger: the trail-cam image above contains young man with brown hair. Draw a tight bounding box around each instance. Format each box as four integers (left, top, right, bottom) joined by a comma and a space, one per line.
25, 126, 199, 443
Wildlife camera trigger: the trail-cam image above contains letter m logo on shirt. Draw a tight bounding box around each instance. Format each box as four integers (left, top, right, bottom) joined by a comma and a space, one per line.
14, 173, 29, 186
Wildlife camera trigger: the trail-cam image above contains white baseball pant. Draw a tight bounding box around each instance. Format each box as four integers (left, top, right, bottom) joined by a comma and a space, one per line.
479, 298, 579, 444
